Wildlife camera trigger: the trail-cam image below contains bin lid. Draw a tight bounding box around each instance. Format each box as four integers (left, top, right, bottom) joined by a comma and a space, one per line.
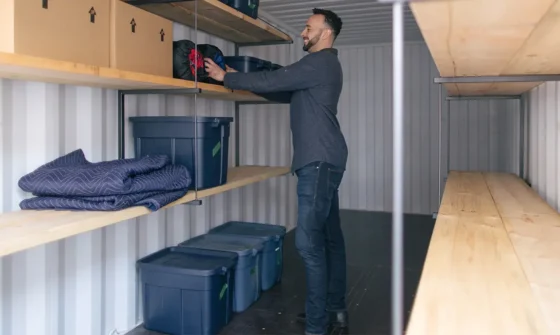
129, 116, 233, 124
137, 246, 237, 277
179, 233, 264, 257
209, 221, 287, 242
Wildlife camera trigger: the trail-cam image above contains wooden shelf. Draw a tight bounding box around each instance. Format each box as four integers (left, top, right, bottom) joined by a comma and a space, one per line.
0, 52, 265, 101
410, 0, 560, 96
407, 170, 559, 335
0, 165, 290, 258
125, 0, 292, 44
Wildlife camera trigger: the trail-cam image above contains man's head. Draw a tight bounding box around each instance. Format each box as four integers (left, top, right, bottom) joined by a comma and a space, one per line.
301, 8, 342, 53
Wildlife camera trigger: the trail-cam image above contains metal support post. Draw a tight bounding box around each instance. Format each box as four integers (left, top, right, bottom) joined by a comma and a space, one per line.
234, 41, 241, 167
446, 99, 451, 175
519, 95, 526, 179
438, 84, 442, 204
391, 3, 404, 335
118, 91, 125, 159
235, 102, 240, 167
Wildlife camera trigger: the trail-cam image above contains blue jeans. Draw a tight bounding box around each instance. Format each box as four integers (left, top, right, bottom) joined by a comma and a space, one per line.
295, 161, 347, 335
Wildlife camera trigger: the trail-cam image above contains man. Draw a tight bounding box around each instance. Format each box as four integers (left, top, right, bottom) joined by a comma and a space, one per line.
205, 8, 348, 335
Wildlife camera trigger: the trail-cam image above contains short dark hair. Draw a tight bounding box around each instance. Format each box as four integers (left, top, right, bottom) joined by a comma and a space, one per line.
312, 8, 343, 39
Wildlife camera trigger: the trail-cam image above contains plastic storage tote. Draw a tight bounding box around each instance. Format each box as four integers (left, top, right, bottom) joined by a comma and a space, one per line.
224, 56, 271, 73
129, 116, 233, 190
137, 246, 237, 335
179, 234, 264, 312
219, 0, 259, 19
208, 221, 286, 291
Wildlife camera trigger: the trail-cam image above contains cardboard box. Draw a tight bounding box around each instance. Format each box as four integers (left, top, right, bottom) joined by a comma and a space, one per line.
0, 0, 110, 67
110, 0, 173, 77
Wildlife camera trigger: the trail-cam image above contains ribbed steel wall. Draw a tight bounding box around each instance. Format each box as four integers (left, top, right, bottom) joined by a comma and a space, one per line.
0, 23, 302, 335
336, 42, 520, 215
527, 81, 560, 210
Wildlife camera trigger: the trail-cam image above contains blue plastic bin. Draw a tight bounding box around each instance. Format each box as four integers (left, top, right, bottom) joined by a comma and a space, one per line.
129, 116, 233, 190
137, 247, 237, 335
208, 221, 286, 291
179, 234, 264, 312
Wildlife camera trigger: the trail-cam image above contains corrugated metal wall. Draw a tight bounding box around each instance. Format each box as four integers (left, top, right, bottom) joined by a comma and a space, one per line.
0, 23, 302, 335
336, 42, 521, 215
526, 81, 560, 210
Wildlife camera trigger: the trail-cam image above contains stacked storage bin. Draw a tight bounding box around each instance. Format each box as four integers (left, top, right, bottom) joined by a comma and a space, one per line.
137, 221, 286, 335
179, 234, 264, 312
209, 221, 287, 291
137, 247, 237, 335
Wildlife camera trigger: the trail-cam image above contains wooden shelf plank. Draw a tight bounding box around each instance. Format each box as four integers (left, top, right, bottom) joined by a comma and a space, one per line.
125, 0, 292, 44
0, 52, 265, 101
0, 165, 290, 258
410, 0, 560, 96
407, 171, 549, 335
484, 172, 560, 334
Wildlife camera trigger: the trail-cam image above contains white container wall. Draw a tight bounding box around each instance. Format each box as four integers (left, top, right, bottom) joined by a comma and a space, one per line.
0, 23, 302, 335
336, 42, 521, 215
526, 81, 560, 210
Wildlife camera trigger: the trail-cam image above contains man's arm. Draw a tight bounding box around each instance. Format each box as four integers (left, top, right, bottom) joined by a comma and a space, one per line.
223, 59, 320, 93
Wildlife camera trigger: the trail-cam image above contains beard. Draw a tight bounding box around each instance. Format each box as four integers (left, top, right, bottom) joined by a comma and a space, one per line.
303, 35, 320, 52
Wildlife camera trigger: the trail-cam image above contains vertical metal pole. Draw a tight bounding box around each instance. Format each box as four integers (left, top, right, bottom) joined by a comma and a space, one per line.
234, 44, 241, 167
118, 91, 125, 159
391, 3, 404, 335
519, 96, 526, 179
447, 100, 451, 174
194, 0, 199, 199
235, 102, 240, 167
438, 84, 442, 203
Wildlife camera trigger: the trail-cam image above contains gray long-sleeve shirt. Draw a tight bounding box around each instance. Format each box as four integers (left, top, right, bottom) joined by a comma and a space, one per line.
223, 48, 348, 172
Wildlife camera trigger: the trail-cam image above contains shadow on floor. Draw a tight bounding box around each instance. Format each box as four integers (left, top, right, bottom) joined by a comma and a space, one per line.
130, 210, 435, 335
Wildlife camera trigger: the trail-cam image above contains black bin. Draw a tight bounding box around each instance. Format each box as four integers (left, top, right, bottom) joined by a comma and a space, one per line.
224, 56, 271, 73
220, 0, 259, 19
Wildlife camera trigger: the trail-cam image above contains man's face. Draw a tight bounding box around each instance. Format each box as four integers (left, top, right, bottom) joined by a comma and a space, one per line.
301, 14, 327, 52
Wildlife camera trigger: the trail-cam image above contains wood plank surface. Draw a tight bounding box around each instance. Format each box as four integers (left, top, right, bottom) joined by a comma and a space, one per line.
126, 0, 292, 44
0, 166, 290, 258
410, 0, 560, 96
0, 51, 264, 101
438, 171, 500, 217
407, 171, 550, 335
484, 172, 560, 334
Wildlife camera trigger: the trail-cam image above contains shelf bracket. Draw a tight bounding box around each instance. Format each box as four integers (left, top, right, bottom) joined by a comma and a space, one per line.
117, 88, 201, 160
435, 74, 560, 84
184, 199, 203, 206
446, 95, 521, 101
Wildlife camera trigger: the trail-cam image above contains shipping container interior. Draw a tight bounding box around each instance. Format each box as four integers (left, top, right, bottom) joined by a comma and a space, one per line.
1, 0, 559, 335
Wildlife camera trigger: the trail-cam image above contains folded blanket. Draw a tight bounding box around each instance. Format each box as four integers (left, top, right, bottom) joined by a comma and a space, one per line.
18, 149, 192, 211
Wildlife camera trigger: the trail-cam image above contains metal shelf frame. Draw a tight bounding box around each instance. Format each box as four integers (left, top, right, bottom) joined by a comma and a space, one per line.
115, 0, 293, 205
379, 1, 560, 334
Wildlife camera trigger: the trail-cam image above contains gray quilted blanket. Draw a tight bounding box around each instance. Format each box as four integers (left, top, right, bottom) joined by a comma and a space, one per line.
18, 149, 192, 211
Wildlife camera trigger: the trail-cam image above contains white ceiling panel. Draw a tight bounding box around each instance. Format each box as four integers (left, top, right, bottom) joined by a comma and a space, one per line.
259, 0, 424, 46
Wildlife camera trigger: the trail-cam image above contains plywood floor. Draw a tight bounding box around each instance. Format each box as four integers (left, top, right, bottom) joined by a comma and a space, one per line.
130, 210, 436, 335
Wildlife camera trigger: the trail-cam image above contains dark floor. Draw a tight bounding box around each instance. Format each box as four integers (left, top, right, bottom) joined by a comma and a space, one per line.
130, 210, 435, 335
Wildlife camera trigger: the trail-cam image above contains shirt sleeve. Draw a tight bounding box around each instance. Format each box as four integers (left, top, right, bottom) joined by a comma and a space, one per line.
223, 57, 320, 93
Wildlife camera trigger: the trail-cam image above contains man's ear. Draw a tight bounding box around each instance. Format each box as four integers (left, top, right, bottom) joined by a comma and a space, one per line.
321, 28, 333, 41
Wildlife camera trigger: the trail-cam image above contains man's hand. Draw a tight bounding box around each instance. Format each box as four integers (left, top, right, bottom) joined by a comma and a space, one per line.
226, 65, 237, 73
204, 58, 227, 82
